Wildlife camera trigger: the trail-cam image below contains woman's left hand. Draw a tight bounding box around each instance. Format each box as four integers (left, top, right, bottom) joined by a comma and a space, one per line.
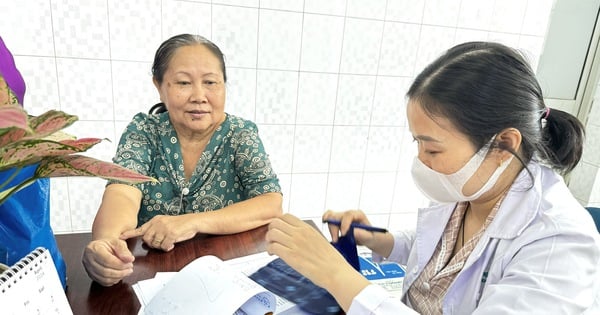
119, 214, 198, 251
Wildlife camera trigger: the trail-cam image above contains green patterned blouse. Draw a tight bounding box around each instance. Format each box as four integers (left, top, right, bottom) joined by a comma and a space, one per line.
110, 112, 281, 225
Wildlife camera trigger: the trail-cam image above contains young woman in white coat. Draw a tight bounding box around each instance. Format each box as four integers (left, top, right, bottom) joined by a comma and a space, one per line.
266, 41, 600, 314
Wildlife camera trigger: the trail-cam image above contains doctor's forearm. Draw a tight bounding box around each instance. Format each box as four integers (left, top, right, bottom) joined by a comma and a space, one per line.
364, 231, 395, 259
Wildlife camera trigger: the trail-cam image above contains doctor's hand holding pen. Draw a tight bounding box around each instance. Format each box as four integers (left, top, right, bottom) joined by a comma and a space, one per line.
321, 210, 392, 254
265, 210, 395, 312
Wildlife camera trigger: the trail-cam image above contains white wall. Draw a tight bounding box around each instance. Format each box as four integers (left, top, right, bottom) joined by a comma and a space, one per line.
570, 78, 600, 207
0, 0, 553, 233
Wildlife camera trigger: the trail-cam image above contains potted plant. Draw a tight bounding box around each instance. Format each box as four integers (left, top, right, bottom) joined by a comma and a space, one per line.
0, 36, 154, 286
0, 103, 156, 202
0, 103, 156, 286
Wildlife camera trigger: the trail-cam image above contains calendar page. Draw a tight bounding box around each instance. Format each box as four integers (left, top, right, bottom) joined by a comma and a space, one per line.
0, 247, 72, 315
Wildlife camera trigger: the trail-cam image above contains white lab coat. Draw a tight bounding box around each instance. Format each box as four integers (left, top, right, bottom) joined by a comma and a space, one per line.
348, 162, 600, 314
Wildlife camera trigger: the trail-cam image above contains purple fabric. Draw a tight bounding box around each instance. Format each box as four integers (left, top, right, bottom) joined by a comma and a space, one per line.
0, 36, 26, 105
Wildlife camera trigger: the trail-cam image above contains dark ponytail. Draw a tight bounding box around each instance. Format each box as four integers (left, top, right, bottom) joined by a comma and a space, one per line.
541, 108, 585, 174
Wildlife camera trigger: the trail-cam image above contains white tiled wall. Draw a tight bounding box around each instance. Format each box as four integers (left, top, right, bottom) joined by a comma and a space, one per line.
0, 0, 553, 233
571, 80, 600, 207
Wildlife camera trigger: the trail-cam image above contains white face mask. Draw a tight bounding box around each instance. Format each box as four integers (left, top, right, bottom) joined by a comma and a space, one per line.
411, 139, 512, 203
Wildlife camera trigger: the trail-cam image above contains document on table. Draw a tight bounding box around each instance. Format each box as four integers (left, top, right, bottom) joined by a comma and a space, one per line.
134, 252, 309, 315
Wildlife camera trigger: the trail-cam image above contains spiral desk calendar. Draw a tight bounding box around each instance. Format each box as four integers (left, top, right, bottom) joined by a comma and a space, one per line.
0, 247, 72, 315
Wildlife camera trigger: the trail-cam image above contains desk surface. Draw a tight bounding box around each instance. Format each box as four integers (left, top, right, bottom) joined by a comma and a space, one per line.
56, 223, 274, 315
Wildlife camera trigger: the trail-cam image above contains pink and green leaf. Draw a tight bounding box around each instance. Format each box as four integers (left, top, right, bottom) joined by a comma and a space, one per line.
36, 155, 157, 184
0, 105, 32, 146
0, 107, 77, 147
0, 106, 156, 204
0, 138, 104, 171
0, 126, 29, 148
25, 110, 78, 139
0, 104, 28, 131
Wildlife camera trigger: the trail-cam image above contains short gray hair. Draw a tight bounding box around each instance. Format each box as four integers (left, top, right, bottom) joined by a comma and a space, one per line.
151, 34, 227, 85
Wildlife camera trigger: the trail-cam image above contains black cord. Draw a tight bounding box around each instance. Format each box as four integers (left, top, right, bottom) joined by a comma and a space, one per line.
149, 102, 167, 114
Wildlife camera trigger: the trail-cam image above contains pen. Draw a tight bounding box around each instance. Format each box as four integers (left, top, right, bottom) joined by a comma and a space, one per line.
322, 219, 388, 233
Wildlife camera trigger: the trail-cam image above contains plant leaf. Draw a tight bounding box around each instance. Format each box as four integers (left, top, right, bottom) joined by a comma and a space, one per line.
0, 138, 104, 171
0, 110, 79, 147
36, 155, 157, 184
26, 110, 79, 139
0, 104, 28, 130
0, 104, 31, 146
42, 130, 77, 142
0, 175, 36, 205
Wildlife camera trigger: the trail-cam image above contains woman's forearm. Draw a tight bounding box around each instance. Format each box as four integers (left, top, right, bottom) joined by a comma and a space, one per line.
92, 184, 142, 240
190, 192, 283, 234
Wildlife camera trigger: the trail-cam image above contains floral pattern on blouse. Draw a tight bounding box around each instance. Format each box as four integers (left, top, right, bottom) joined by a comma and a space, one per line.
109, 112, 281, 225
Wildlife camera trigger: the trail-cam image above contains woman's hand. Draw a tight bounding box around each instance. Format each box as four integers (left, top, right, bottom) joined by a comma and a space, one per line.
322, 209, 378, 248
119, 214, 198, 251
323, 209, 395, 258
266, 214, 353, 289
82, 238, 134, 287
266, 214, 372, 311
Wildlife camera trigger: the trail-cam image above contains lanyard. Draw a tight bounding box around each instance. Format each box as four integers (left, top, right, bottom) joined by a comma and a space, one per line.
475, 240, 499, 306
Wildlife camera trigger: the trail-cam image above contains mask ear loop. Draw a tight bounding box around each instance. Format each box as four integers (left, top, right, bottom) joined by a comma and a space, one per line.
494, 141, 508, 169
492, 130, 519, 168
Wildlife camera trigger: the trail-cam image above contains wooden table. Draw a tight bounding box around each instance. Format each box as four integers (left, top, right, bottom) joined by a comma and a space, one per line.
55, 223, 276, 315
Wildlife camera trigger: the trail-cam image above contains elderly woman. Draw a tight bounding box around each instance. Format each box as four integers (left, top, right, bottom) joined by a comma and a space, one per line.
83, 34, 282, 286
